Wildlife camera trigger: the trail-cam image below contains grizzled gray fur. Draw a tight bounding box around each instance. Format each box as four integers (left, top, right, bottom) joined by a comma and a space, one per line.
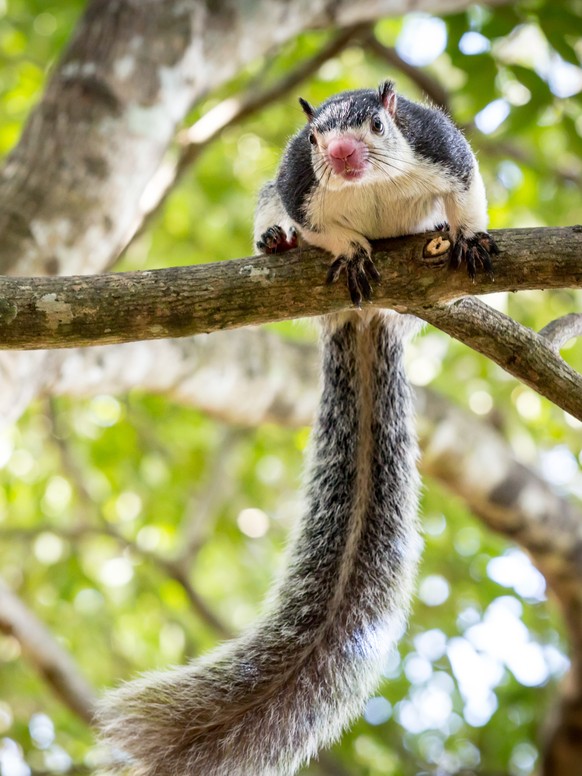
97, 312, 422, 776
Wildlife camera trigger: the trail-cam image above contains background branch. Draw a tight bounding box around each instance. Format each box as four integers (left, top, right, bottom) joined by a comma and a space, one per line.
121, 23, 369, 256
0, 579, 96, 724
366, 35, 451, 110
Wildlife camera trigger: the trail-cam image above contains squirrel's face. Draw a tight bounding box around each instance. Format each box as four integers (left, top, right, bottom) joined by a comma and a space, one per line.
299, 81, 405, 191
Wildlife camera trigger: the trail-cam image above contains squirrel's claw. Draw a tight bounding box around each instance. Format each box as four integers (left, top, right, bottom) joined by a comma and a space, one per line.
257, 225, 298, 254
326, 247, 379, 307
450, 231, 498, 281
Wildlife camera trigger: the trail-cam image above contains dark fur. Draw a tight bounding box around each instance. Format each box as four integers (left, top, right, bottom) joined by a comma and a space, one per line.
393, 97, 473, 186
276, 126, 316, 226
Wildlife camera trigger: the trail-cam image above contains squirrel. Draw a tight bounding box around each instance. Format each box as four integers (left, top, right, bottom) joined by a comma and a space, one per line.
98, 81, 497, 775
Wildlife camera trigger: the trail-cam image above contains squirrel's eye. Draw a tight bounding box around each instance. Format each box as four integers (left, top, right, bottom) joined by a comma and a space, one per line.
371, 117, 384, 135
309, 132, 317, 146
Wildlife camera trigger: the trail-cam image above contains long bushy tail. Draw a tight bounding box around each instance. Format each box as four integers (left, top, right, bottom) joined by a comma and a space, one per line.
97, 311, 422, 776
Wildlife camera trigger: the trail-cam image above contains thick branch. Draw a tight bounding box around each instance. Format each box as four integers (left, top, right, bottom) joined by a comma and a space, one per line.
0, 227, 580, 349
0, 579, 96, 723
1, 226, 581, 418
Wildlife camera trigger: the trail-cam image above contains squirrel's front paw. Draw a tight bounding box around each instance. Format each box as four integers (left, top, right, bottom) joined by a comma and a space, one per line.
449, 232, 499, 280
256, 225, 298, 254
326, 246, 380, 307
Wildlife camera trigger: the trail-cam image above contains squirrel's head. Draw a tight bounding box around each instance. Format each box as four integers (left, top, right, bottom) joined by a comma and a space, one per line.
299, 81, 402, 189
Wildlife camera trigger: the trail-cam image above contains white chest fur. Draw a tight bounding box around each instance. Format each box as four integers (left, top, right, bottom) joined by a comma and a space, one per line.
303, 160, 453, 242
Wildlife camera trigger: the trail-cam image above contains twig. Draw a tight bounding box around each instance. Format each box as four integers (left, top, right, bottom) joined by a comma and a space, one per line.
473, 133, 582, 187
1, 522, 232, 640
539, 312, 582, 350
176, 428, 244, 569
155, 554, 233, 639
365, 35, 450, 110
0, 578, 96, 723
42, 407, 232, 638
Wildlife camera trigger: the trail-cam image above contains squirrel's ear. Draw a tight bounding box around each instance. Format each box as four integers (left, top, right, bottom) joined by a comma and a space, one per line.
378, 80, 397, 117
299, 97, 315, 122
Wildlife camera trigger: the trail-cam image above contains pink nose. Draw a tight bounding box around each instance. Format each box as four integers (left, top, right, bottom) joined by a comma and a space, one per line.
326, 137, 367, 177
327, 137, 360, 160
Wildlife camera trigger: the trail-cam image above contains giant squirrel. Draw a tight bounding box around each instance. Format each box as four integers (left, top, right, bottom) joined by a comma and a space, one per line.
98, 81, 497, 775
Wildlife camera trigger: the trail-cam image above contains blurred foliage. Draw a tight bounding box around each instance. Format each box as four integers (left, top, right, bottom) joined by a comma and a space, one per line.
0, 0, 581, 774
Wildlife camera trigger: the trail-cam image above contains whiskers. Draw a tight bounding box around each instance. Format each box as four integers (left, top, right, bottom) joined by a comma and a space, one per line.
368, 149, 441, 198
367, 149, 410, 178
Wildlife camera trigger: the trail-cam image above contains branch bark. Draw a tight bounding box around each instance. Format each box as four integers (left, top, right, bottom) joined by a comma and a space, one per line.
540, 313, 582, 350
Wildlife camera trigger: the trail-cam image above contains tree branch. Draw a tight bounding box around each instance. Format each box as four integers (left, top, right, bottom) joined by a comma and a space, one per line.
2, 226, 581, 416
418, 297, 582, 420
1, 227, 580, 348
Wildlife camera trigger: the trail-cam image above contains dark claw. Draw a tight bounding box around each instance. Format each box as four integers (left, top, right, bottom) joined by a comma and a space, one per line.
326, 257, 344, 285
449, 231, 498, 280
434, 221, 450, 232
256, 225, 298, 254
356, 267, 372, 301
466, 251, 476, 281
449, 239, 465, 270
347, 265, 362, 307
364, 257, 381, 282
326, 246, 379, 306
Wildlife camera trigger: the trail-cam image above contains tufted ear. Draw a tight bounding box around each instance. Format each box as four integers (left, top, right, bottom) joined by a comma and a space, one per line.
378, 80, 397, 117
299, 97, 315, 122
